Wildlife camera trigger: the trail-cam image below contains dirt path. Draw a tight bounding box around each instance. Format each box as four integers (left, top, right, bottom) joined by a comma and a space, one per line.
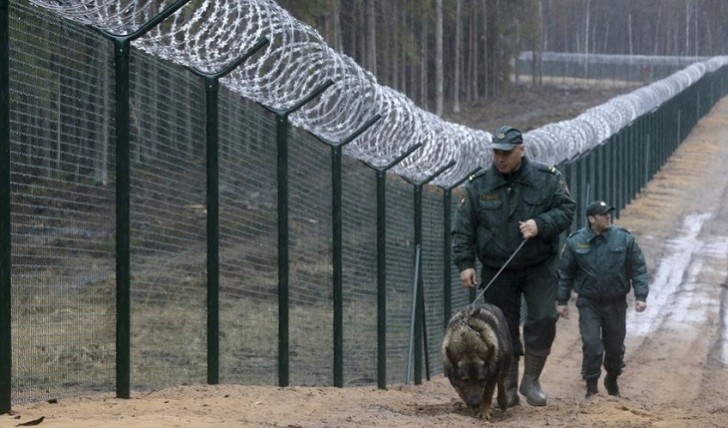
3, 99, 728, 427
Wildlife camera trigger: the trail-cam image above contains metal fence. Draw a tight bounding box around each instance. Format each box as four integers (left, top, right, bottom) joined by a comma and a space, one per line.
1, 1, 727, 412
516, 51, 711, 88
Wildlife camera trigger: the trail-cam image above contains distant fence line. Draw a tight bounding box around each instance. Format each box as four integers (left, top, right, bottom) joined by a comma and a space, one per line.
2, 0, 728, 412
516, 51, 711, 87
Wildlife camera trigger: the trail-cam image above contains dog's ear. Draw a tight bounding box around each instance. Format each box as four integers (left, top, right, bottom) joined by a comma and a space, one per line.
445, 346, 459, 368
484, 343, 495, 362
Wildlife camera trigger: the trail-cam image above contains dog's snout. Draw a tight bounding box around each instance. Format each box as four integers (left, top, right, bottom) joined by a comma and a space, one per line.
468, 396, 482, 408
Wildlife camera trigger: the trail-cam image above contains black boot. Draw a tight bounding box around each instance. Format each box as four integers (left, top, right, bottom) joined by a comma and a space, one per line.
505, 357, 520, 407
519, 354, 547, 406
585, 377, 598, 398
604, 373, 620, 396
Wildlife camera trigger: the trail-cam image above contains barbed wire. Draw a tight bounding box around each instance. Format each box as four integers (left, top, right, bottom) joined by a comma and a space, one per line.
30, 0, 728, 186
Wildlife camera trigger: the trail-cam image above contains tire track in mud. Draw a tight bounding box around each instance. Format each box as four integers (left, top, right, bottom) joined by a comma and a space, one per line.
621, 213, 726, 402
614, 98, 728, 406
719, 278, 728, 366
625, 213, 724, 339
707, 181, 728, 369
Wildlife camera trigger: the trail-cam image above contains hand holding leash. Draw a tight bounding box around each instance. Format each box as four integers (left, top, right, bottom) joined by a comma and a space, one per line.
518, 220, 539, 238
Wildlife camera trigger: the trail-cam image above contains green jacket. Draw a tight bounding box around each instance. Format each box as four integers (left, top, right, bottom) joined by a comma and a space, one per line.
451, 156, 576, 271
556, 225, 649, 304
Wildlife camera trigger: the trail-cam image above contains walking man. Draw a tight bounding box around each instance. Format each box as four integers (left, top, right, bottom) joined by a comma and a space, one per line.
556, 200, 649, 398
452, 125, 576, 406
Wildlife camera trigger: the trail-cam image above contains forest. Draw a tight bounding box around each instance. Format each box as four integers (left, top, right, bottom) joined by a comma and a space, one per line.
275, 0, 728, 115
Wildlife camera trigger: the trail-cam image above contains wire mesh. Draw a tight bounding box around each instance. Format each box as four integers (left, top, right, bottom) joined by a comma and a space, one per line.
217, 89, 278, 385
382, 176, 415, 385
421, 187, 446, 380
287, 132, 334, 386
127, 50, 208, 389
9, 2, 116, 403
340, 158, 378, 386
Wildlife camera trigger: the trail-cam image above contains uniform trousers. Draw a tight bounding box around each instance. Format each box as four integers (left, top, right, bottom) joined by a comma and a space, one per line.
576, 295, 627, 379
482, 256, 559, 357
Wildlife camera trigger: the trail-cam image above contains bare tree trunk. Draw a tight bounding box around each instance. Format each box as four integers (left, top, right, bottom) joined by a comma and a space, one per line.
532, 0, 543, 87
326, 0, 341, 51
685, 1, 691, 56
628, 10, 633, 55
392, 11, 404, 92
693, 0, 698, 56
435, 0, 443, 116
538, 0, 543, 86
472, 2, 479, 99
483, 1, 491, 98
584, 0, 590, 55
467, 13, 475, 101
420, 22, 428, 110
391, 2, 400, 90
366, 0, 376, 74
652, 4, 661, 55
399, 10, 414, 94
408, 8, 418, 105
453, 0, 461, 113
583, 0, 590, 77
355, 1, 365, 63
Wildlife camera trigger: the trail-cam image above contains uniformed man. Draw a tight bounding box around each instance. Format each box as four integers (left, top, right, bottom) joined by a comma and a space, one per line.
556, 200, 649, 398
452, 125, 576, 407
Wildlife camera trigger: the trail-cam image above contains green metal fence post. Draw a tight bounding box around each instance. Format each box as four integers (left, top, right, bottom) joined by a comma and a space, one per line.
262, 79, 334, 387
438, 167, 481, 330
361, 143, 422, 390
98, 0, 194, 399
308, 114, 381, 387
577, 155, 589, 227
596, 143, 606, 201
642, 115, 649, 191
627, 122, 640, 202
618, 129, 628, 214
606, 137, 615, 209
203, 75, 220, 385
188, 37, 269, 386
403, 160, 456, 385
562, 158, 580, 230
111, 34, 133, 402
0, 0, 11, 414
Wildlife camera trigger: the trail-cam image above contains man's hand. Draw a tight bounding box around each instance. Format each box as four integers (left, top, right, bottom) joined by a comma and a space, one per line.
635, 300, 647, 312
519, 219, 539, 239
556, 304, 569, 319
460, 268, 477, 288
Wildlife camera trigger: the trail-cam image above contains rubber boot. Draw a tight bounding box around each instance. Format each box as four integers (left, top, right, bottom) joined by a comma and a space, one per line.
505, 357, 520, 407
604, 373, 620, 396
519, 354, 548, 406
585, 377, 598, 398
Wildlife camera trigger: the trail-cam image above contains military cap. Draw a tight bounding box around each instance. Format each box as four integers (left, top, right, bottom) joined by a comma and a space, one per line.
491, 125, 523, 151
586, 200, 615, 216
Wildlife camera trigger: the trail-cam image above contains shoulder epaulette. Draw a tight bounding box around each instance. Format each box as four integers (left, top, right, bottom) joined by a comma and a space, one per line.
468, 169, 487, 182
615, 225, 633, 235
533, 162, 558, 175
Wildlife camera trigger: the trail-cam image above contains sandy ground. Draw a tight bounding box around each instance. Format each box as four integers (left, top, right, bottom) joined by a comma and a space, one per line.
3, 98, 728, 427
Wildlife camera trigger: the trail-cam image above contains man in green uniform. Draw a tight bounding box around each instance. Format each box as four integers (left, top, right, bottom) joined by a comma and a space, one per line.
452, 125, 576, 407
556, 200, 648, 398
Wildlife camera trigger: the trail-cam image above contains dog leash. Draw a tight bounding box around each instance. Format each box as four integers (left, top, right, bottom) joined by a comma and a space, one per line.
471, 238, 528, 304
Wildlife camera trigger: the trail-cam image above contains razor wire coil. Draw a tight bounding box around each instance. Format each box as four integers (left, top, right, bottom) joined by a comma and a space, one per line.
30, 0, 728, 185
